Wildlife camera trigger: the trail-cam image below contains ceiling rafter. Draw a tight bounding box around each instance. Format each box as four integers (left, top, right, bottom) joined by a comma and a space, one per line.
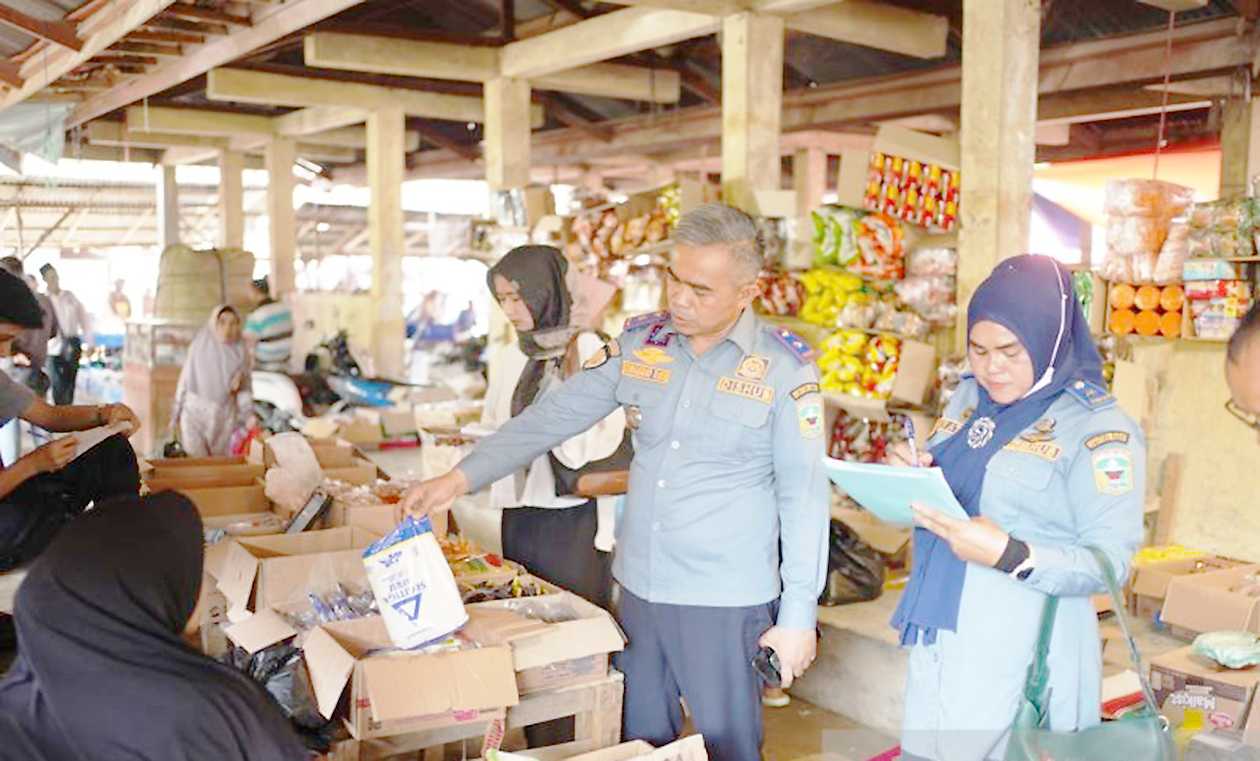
0, 4, 83, 51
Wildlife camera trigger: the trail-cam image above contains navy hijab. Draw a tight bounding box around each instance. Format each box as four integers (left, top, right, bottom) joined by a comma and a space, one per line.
892, 255, 1105, 645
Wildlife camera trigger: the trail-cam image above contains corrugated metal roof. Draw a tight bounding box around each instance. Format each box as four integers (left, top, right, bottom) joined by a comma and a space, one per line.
0, 0, 90, 58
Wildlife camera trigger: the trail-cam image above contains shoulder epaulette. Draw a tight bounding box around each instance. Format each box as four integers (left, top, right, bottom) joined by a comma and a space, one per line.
1066, 379, 1115, 410
623, 311, 670, 332
768, 326, 817, 364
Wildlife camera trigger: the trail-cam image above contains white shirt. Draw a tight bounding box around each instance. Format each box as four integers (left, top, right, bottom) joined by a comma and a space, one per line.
47, 290, 90, 351
481, 332, 627, 550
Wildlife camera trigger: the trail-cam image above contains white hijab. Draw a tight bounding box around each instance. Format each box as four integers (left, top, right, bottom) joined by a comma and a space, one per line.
182, 305, 249, 403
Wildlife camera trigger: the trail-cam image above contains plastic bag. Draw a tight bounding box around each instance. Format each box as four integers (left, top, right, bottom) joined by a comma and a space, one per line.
906, 247, 958, 277
1192, 631, 1260, 669
1103, 179, 1193, 217
263, 432, 323, 515
363, 516, 467, 648
818, 519, 885, 606
1153, 220, 1189, 284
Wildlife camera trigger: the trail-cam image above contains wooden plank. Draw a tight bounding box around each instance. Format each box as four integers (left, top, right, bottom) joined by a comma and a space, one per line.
266, 138, 296, 297
162, 3, 251, 27
410, 122, 479, 161
533, 63, 680, 103
87, 120, 230, 149
143, 18, 228, 36
273, 105, 365, 136
784, 1, 947, 59
207, 67, 544, 126
92, 53, 158, 66
0, 60, 23, 88
499, 7, 719, 79
111, 41, 181, 57
126, 105, 274, 136
721, 13, 783, 214
125, 28, 204, 44
367, 107, 406, 381
601, 0, 746, 12
0, 5, 82, 51
66, 0, 363, 129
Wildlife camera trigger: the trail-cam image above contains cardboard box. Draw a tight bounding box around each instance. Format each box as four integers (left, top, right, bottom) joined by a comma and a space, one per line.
327, 503, 398, 536
1151, 646, 1260, 744
873, 124, 961, 170
564, 736, 708, 761
468, 588, 625, 695
1131, 556, 1246, 621
173, 484, 271, 518
1162, 564, 1260, 638
339, 418, 385, 447
145, 458, 265, 491
250, 436, 359, 469
323, 458, 379, 487
216, 527, 380, 618
303, 613, 520, 739
891, 338, 937, 406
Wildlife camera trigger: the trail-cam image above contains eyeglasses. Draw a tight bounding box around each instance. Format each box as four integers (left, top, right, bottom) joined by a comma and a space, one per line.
1226, 399, 1260, 431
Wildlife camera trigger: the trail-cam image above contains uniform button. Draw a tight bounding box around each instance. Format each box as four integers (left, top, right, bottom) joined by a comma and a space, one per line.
652, 522, 662, 532
657, 479, 666, 488
670, 440, 680, 450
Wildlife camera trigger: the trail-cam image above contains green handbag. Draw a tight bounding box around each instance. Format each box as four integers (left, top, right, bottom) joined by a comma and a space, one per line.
1004, 546, 1174, 761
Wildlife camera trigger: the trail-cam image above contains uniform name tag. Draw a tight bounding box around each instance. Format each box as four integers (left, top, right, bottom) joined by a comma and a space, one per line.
622, 362, 671, 384
717, 376, 775, 404
1003, 439, 1063, 462
1085, 431, 1130, 450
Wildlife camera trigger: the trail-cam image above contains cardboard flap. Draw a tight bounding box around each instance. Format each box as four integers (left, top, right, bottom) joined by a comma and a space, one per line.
223, 608, 298, 654
216, 540, 260, 611
304, 625, 358, 720
341, 505, 398, 537
204, 540, 232, 581
561, 742, 657, 761
362, 645, 518, 723
254, 550, 369, 609
646, 736, 708, 761
462, 607, 552, 647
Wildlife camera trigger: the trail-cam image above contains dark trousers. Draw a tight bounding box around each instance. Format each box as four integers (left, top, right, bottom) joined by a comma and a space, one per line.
501, 501, 613, 747
48, 338, 81, 406
0, 434, 140, 572
615, 589, 773, 761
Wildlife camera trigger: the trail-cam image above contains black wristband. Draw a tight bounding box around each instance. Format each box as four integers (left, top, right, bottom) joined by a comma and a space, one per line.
995, 537, 1030, 574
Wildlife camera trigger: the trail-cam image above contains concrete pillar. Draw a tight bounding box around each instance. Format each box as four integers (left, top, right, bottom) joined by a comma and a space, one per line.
367, 107, 406, 380
265, 138, 297, 297
957, 0, 1040, 349
156, 164, 179, 251
1218, 97, 1260, 199
218, 149, 245, 249
721, 12, 784, 214
484, 78, 532, 191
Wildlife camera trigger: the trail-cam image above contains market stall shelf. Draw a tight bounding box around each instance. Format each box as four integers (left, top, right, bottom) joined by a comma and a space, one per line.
329, 671, 624, 761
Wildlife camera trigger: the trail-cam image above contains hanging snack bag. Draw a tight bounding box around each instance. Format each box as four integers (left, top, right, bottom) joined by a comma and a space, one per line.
362, 516, 467, 649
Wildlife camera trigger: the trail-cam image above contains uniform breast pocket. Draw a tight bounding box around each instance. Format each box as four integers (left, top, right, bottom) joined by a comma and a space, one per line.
700, 392, 772, 457
615, 379, 671, 446
983, 452, 1061, 530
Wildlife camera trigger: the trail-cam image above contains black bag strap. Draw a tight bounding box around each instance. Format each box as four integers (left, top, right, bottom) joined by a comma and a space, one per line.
1023, 547, 1163, 722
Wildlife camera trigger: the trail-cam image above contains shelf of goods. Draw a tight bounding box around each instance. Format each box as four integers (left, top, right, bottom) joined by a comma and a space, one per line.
1105, 259, 1257, 343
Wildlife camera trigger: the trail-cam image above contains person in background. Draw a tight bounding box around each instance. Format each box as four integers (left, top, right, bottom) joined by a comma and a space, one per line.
0, 270, 140, 574
243, 277, 294, 373
172, 305, 253, 457
886, 255, 1144, 761
400, 204, 829, 761
1226, 302, 1260, 443
108, 278, 132, 321
0, 492, 308, 761
0, 259, 57, 464
39, 264, 90, 406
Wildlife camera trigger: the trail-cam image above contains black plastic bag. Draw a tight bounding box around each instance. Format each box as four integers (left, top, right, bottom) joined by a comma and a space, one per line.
222, 643, 337, 751
818, 519, 886, 606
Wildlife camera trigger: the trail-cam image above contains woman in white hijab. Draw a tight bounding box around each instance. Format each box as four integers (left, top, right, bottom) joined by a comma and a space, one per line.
172, 305, 253, 457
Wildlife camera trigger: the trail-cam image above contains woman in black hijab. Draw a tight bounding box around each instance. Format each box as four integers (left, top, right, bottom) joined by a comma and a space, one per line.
0, 492, 308, 761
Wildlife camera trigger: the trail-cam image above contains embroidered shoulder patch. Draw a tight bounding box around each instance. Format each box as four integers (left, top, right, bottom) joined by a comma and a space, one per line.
1067, 380, 1116, 410
1085, 431, 1130, 450
623, 311, 670, 332
768, 327, 817, 364
797, 400, 823, 439
790, 382, 820, 401
1092, 447, 1135, 496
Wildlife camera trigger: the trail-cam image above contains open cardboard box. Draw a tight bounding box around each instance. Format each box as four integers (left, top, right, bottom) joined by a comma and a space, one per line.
323, 457, 380, 487
326, 503, 399, 536
249, 436, 360, 469
215, 527, 380, 620
468, 587, 625, 694
1130, 556, 1245, 623
164, 483, 271, 519
1150, 646, 1260, 744
303, 613, 520, 739
144, 457, 265, 491
1161, 564, 1260, 639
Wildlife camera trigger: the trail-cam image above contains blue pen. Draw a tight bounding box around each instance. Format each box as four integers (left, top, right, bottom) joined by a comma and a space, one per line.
902, 415, 920, 468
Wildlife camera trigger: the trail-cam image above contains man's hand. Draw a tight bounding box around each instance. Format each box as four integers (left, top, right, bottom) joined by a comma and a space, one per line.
886, 441, 933, 468
28, 437, 77, 474
911, 504, 1009, 567
758, 626, 817, 689
102, 403, 140, 434
395, 470, 470, 524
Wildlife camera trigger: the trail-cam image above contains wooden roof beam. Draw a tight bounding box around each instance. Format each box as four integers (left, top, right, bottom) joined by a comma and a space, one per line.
499, 7, 719, 79
67, 0, 364, 129
273, 106, 367, 136
111, 42, 182, 57
0, 60, 24, 89
0, 4, 82, 51
303, 32, 681, 103
161, 3, 251, 27
142, 18, 229, 36
125, 28, 205, 45
206, 67, 544, 126
785, 2, 947, 59
126, 105, 275, 137
409, 122, 479, 162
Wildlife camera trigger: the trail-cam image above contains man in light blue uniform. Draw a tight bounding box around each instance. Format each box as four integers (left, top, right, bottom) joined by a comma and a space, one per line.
402, 203, 830, 761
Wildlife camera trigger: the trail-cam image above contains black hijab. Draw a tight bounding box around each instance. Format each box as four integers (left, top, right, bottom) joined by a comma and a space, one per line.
0, 492, 307, 761
487, 245, 576, 416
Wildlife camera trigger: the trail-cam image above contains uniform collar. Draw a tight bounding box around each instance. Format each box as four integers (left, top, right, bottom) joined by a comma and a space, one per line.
725, 308, 759, 355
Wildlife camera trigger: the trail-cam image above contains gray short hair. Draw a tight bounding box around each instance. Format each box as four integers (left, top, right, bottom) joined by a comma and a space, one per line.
673, 202, 764, 282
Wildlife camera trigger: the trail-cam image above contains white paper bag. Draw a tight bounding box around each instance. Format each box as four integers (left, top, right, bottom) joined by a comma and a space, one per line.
362, 517, 467, 648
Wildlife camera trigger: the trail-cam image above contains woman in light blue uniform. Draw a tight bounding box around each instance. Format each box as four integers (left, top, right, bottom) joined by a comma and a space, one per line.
888, 255, 1145, 761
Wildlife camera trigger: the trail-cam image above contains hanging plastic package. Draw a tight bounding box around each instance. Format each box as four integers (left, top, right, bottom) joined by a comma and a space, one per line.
363, 516, 467, 648
818, 518, 886, 606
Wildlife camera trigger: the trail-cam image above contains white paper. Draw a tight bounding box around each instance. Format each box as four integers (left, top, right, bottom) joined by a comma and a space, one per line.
823, 457, 970, 528
68, 422, 132, 462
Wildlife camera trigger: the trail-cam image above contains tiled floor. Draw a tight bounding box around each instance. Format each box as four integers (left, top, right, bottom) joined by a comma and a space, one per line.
764, 700, 896, 761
